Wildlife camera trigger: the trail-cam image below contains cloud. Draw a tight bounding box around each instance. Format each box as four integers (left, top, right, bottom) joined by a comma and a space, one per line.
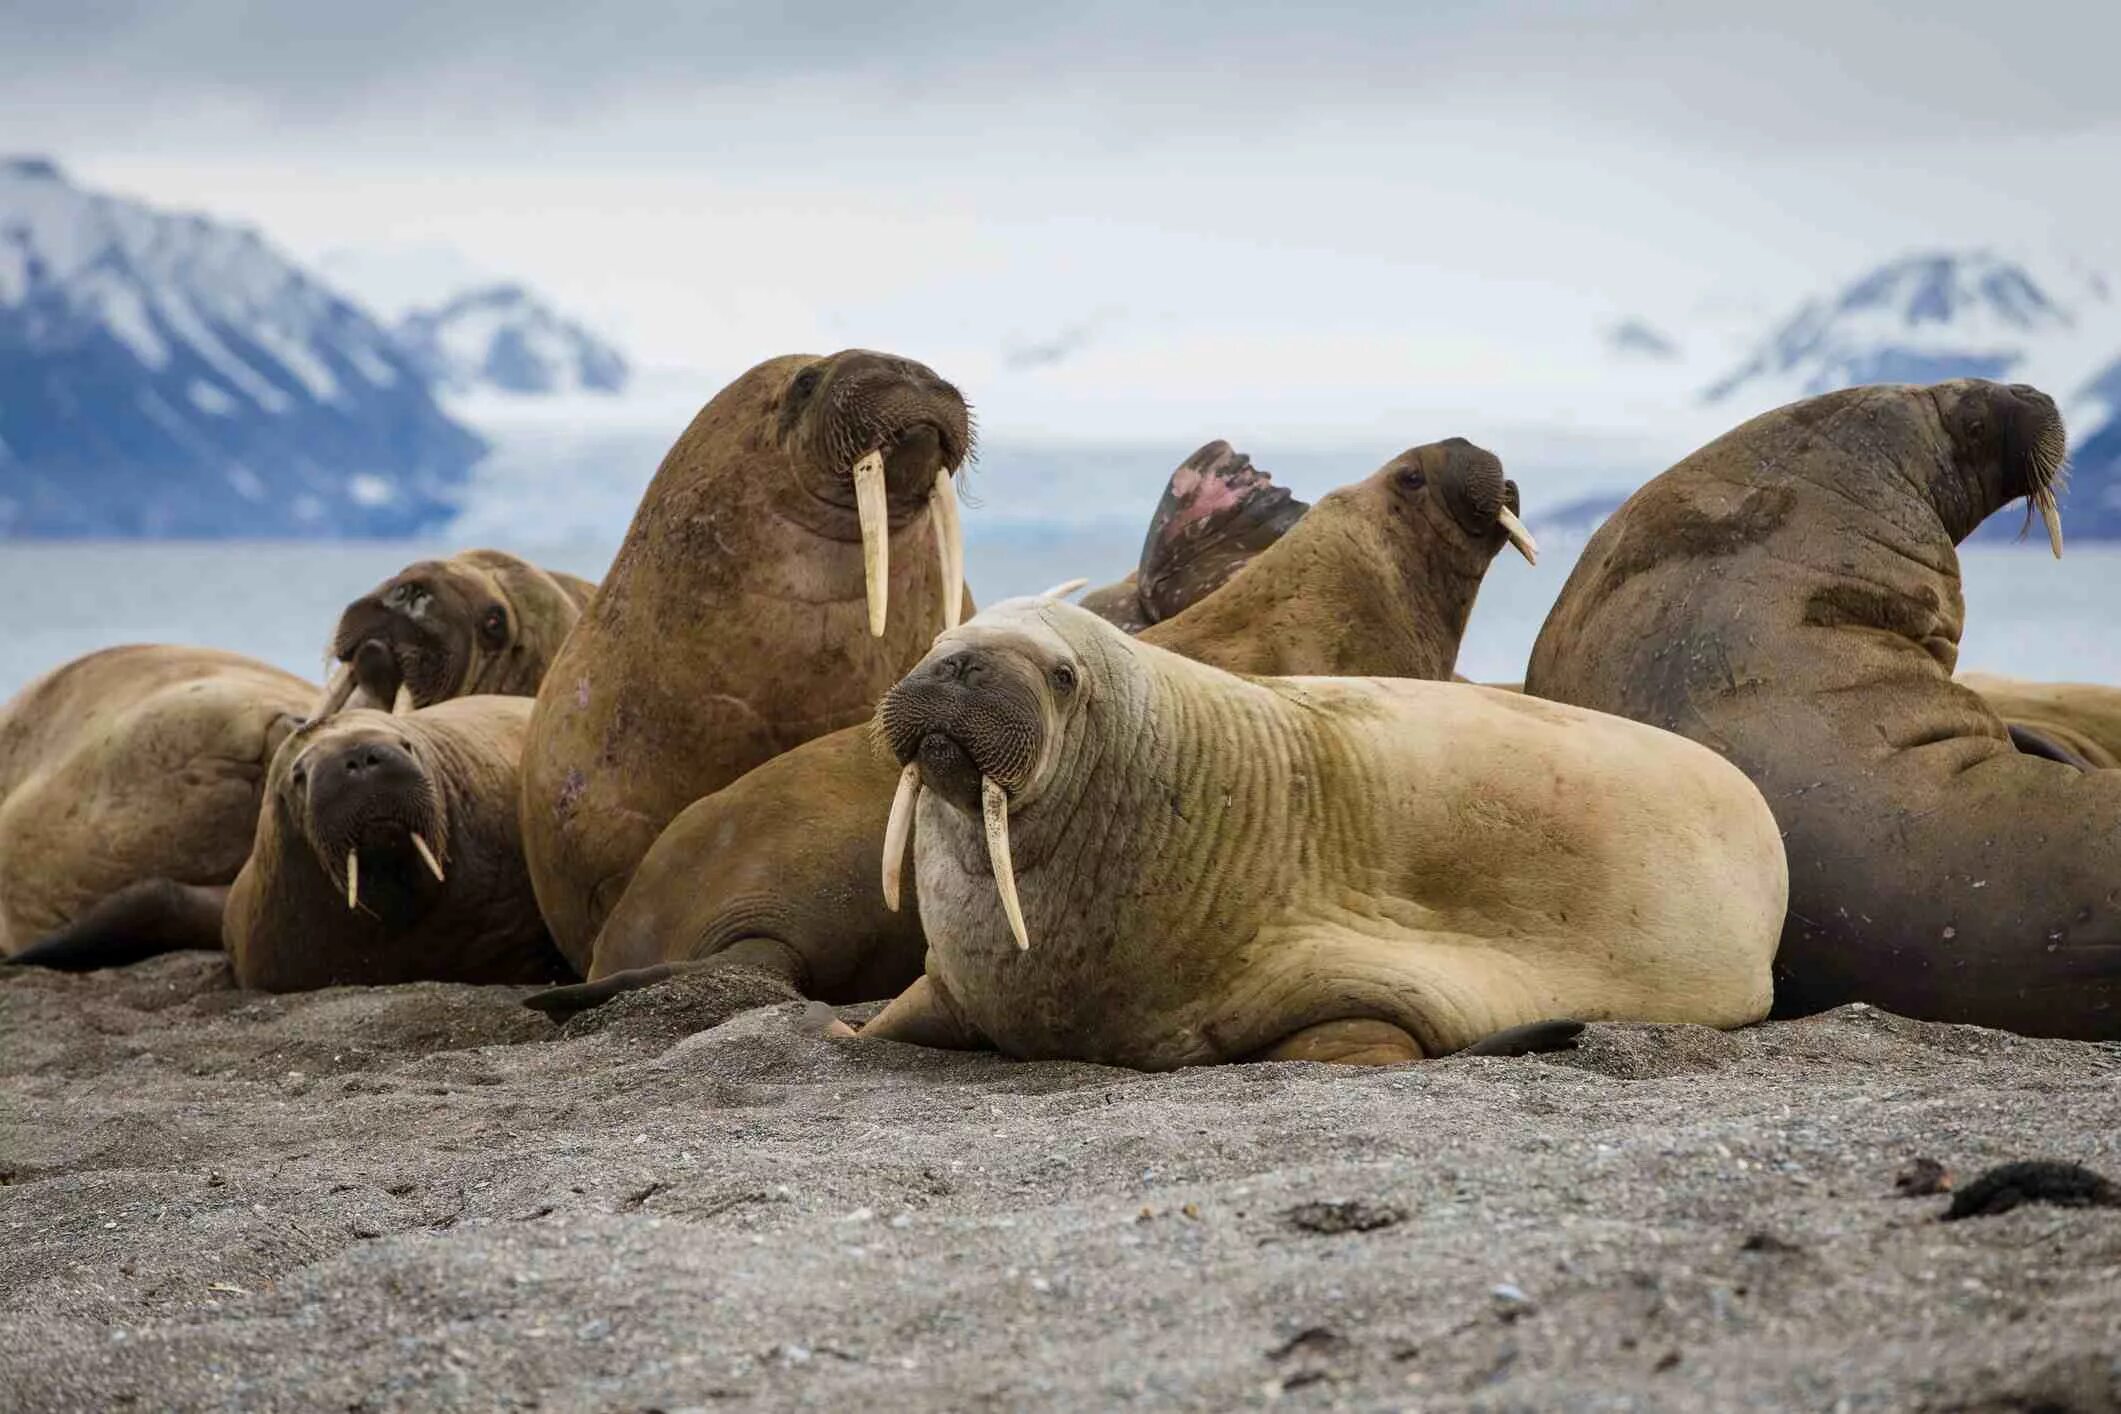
1001, 314, 1116, 372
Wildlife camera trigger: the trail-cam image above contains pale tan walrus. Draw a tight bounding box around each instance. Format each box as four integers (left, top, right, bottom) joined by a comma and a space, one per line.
0, 646, 313, 962
1957, 672, 2121, 770
521, 350, 976, 969
850, 597, 1785, 1068
524, 438, 1535, 1021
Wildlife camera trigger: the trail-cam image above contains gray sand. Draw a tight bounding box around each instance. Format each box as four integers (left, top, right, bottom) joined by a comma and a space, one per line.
3, 955, 2118, 1412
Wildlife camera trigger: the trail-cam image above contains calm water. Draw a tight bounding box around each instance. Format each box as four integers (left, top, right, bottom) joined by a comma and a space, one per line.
1, 533, 2115, 701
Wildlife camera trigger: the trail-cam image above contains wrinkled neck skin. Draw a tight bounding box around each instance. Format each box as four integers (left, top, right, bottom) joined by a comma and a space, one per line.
913, 643, 1305, 1063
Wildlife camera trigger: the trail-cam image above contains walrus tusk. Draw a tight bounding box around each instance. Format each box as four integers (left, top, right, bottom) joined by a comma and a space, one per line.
392, 683, 416, 714
312, 664, 356, 721
2036, 488, 2064, 559
345, 850, 360, 910
1039, 578, 1090, 601
881, 762, 921, 912
411, 832, 446, 883
1496, 507, 1539, 566
981, 776, 1031, 952
853, 450, 890, 637
930, 468, 964, 632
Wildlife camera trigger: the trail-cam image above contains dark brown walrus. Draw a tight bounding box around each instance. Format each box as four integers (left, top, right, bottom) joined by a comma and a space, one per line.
315, 548, 597, 717
1524, 378, 2118, 1040
526, 438, 1530, 1020
1077, 440, 1308, 632
0, 646, 312, 962
219, 699, 569, 989
13, 698, 568, 988
520, 350, 976, 970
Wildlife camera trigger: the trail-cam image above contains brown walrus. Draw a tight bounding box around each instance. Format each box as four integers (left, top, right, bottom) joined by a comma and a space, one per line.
1524, 378, 2119, 1040
525, 439, 1531, 1020
854, 597, 1782, 1068
520, 350, 976, 969
1077, 440, 1308, 632
14, 698, 571, 989
1957, 672, 2121, 770
315, 549, 596, 717
0, 646, 312, 962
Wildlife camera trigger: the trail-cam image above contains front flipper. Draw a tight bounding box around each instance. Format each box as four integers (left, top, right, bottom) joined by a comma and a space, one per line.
1456, 1018, 1585, 1057
857, 974, 990, 1051
521, 937, 805, 1022
5, 880, 229, 972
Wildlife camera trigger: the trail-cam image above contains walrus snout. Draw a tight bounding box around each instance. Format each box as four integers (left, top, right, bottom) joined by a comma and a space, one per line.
877, 648, 1045, 799
330, 568, 476, 712
301, 733, 448, 910
1929, 378, 2067, 556
1399, 438, 1537, 565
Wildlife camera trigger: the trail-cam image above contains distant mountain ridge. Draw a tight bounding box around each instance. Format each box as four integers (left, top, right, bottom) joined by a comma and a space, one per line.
0, 156, 487, 536
394, 283, 629, 398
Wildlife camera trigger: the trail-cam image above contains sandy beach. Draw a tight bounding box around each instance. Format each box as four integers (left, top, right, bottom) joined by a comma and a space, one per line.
3, 954, 2117, 1411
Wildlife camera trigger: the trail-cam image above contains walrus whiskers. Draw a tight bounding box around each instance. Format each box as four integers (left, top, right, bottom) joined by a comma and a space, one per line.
411, 832, 446, 883
853, 450, 891, 636
981, 776, 1031, 951
931, 469, 964, 632
1496, 506, 1540, 565
880, 762, 921, 912
344, 850, 359, 910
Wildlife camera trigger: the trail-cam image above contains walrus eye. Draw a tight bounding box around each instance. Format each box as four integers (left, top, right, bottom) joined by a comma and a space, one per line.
789, 364, 824, 403
1395, 468, 1427, 493
1051, 663, 1077, 693
479, 606, 509, 647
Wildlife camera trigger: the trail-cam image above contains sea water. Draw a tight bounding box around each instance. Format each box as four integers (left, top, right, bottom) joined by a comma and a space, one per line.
0, 533, 2115, 701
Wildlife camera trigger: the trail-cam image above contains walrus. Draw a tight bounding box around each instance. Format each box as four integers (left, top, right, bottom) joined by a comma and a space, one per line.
1957, 671, 2121, 770
1078, 440, 1308, 631
524, 440, 1532, 1021
13, 698, 571, 989
1523, 378, 2119, 1040
520, 349, 976, 968
850, 597, 1783, 1068
0, 646, 312, 962
314, 549, 597, 717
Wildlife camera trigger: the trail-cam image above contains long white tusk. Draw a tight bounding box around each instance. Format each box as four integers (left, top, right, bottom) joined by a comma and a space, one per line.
981, 776, 1030, 952
345, 850, 360, 910
880, 762, 921, 912
392, 683, 415, 714
1039, 578, 1089, 601
2036, 488, 2064, 559
411, 832, 446, 883
853, 449, 890, 637
312, 664, 356, 721
930, 468, 964, 632
1495, 507, 1539, 566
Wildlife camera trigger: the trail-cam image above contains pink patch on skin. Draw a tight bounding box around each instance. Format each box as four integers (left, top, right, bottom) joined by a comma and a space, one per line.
574, 676, 591, 710
1160, 461, 1268, 541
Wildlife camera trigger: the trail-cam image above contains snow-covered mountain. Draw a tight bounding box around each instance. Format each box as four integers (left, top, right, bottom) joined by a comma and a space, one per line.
393, 283, 629, 398
0, 157, 485, 537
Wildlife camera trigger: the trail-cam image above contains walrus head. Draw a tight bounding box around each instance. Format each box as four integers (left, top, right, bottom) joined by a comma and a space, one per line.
1372, 436, 1537, 566
874, 591, 1100, 948
1925, 379, 2068, 555
315, 549, 594, 720
773, 349, 975, 638
270, 711, 451, 923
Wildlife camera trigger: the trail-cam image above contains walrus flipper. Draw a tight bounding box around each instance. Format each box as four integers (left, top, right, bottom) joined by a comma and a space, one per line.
5, 880, 229, 972
523, 963, 696, 1020
2006, 723, 2098, 772
1455, 1019, 1586, 1057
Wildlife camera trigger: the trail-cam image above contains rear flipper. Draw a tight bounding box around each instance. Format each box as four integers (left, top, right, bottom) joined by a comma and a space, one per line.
1456, 1019, 1585, 1057
521, 937, 807, 1022
2008, 722, 2100, 772
5, 880, 229, 972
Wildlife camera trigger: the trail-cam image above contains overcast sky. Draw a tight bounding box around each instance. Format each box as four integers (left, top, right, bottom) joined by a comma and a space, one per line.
7, 1, 2119, 448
